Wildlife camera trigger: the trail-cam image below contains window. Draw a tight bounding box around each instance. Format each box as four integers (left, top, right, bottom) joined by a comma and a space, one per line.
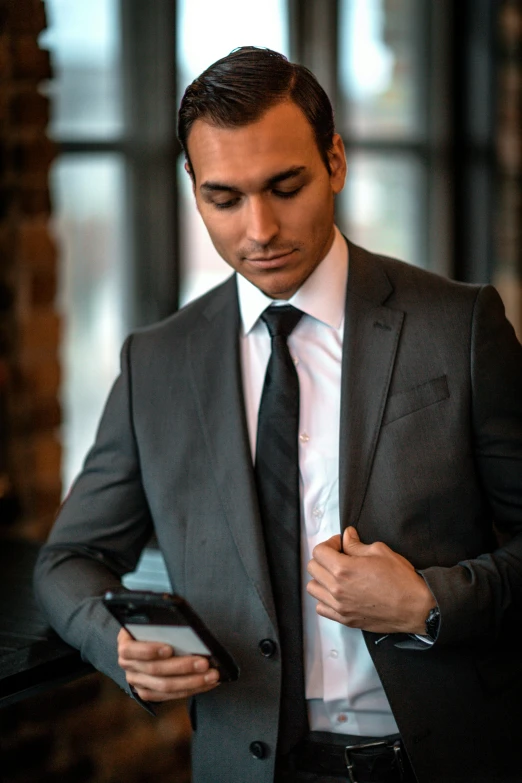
42, 0, 289, 490
42, 0, 497, 491
41, 0, 129, 492
336, 0, 444, 270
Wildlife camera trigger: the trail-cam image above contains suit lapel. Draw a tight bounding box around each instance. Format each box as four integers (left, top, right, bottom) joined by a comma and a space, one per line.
339, 242, 404, 534
187, 277, 276, 624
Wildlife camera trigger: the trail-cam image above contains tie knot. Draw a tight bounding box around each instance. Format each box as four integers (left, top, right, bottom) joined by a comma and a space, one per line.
261, 304, 303, 339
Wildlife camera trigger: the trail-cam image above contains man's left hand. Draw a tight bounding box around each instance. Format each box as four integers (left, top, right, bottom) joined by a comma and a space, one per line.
306, 526, 436, 634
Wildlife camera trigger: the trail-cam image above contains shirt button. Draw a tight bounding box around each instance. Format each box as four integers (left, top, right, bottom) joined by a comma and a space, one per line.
337, 714, 348, 724
329, 649, 339, 659
292, 355, 299, 366
312, 507, 324, 519
299, 432, 310, 443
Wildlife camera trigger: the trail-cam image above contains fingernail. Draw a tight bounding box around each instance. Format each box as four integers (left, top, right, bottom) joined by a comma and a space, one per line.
194, 658, 208, 672
159, 646, 171, 658
204, 670, 219, 683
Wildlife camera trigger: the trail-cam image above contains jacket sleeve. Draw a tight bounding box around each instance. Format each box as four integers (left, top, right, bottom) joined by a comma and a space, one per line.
420, 285, 522, 645
33, 335, 154, 698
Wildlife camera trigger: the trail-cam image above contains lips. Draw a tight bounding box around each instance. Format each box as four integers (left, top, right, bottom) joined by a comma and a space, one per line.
245, 250, 295, 266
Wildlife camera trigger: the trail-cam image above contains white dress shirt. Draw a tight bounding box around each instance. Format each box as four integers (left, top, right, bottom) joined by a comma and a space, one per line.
237, 226, 399, 737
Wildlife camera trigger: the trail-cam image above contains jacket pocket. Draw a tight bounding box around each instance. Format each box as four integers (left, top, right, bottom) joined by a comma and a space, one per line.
383, 374, 449, 426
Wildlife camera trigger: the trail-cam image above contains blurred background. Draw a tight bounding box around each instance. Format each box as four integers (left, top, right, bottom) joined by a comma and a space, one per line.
0, 1, 521, 781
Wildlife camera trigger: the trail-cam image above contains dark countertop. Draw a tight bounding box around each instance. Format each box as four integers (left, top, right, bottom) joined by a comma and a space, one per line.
0, 538, 93, 708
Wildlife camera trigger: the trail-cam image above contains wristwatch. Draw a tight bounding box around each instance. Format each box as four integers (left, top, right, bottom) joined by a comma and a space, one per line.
425, 606, 440, 641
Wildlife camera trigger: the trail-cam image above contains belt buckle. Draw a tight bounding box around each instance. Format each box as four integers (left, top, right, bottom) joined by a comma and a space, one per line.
343, 738, 404, 783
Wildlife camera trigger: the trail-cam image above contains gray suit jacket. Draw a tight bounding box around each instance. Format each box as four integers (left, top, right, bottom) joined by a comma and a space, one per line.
35, 242, 522, 783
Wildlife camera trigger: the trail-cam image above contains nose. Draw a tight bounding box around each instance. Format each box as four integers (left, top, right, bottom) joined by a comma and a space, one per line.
245, 195, 279, 247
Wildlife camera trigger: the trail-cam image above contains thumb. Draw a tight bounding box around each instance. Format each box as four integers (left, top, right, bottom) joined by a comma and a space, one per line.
343, 525, 362, 553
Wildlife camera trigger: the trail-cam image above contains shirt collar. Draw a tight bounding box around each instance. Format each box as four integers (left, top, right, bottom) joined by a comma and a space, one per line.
237, 226, 348, 335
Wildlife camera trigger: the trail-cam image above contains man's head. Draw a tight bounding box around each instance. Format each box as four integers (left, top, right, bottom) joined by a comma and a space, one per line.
179, 47, 346, 300
178, 47, 336, 180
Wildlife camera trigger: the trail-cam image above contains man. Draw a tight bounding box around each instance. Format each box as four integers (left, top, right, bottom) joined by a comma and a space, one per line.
35, 47, 522, 783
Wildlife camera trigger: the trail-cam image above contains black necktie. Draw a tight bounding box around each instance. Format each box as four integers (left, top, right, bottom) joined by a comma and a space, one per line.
255, 304, 308, 754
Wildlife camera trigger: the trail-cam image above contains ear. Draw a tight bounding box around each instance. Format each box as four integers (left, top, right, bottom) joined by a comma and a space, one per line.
328, 134, 347, 195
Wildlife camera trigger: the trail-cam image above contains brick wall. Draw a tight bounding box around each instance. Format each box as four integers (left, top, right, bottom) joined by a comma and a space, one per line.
0, 2, 191, 780
0, 0, 60, 540
495, 0, 522, 341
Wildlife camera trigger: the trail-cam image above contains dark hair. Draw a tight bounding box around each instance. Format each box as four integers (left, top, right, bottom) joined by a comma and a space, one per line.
178, 46, 335, 178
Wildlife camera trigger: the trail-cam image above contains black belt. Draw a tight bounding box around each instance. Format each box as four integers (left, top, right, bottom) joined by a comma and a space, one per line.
276, 731, 415, 782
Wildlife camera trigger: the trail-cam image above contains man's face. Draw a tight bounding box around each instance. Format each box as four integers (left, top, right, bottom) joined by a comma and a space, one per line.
186, 101, 347, 299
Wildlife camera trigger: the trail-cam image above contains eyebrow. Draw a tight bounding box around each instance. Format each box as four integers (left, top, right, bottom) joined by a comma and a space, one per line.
200, 165, 307, 194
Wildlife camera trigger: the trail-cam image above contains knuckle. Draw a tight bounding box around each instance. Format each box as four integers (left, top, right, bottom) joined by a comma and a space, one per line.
143, 663, 157, 677
177, 657, 195, 674
330, 582, 343, 600
143, 661, 171, 677
118, 642, 131, 659
153, 678, 169, 694
141, 647, 158, 661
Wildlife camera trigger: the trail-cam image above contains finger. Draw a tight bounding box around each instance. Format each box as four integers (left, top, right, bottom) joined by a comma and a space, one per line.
117, 628, 150, 657
119, 651, 210, 676
117, 629, 178, 662
311, 539, 346, 571
315, 601, 362, 628
306, 558, 342, 594
125, 667, 220, 698
319, 534, 342, 552
306, 578, 334, 606
132, 679, 219, 703
342, 525, 359, 546
118, 627, 133, 643
343, 525, 368, 555
307, 577, 346, 615
343, 531, 396, 561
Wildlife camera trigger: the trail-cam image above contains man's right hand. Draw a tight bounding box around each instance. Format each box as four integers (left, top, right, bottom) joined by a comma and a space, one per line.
117, 627, 220, 702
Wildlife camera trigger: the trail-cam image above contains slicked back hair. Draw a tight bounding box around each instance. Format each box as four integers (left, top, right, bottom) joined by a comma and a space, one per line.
178, 46, 336, 179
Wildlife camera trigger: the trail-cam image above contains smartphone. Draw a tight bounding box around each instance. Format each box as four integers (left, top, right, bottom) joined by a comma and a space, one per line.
103, 589, 239, 682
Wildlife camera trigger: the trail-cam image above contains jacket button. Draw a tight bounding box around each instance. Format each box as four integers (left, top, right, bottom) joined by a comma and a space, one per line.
250, 741, 268, 759
259, 638, 277, 657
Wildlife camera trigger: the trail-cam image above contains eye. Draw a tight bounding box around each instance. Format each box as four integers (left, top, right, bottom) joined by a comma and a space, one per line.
273, 186, 302, 199
213, 197, 240, 210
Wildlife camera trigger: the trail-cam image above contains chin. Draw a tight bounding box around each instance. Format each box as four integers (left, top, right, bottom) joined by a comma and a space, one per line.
257, 277, 299, 300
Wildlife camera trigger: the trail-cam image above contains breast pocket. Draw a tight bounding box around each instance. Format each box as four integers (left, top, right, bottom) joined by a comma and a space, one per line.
383, 374, 449, 426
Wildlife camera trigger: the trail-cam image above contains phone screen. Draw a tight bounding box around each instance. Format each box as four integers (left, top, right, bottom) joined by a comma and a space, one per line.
104, 590, 239, 681
126, 623, 211, 656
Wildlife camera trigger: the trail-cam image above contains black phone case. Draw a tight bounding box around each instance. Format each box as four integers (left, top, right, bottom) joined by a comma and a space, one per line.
103, 590, 239, 682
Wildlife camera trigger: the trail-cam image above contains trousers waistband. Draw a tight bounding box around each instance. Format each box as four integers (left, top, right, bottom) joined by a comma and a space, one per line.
276, 731, 415, 782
